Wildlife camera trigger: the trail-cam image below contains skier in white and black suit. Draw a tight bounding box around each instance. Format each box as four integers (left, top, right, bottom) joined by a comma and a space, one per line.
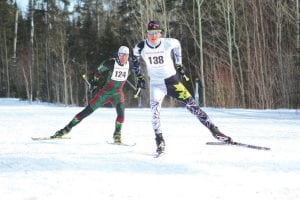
132, 21, 232, 154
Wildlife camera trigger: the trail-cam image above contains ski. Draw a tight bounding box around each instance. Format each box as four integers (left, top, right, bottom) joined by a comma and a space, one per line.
154, 152, 165, 158
31, 136, 71, 140
106, 141, 136, 147
206, 141, 271, 151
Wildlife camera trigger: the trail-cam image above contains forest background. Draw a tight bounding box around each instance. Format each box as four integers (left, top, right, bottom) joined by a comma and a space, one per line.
0, 0, 299, 108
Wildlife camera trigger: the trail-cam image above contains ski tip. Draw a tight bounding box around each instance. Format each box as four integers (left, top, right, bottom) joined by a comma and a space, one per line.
206, 141, 227, 145
31, 136, 71, 140
106, 141, 136, 147
206, 141, 271, 151
31, 137, 50, 140
261, 147, 271, 151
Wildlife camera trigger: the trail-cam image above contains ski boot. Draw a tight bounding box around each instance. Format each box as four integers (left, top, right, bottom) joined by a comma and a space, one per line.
210, 126, 231, 142
51, 125, 71, 139
113, 132, 122, 144
155, 133, 165, 154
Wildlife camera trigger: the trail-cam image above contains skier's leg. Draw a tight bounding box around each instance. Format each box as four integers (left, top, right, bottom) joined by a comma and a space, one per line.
51, 90, 109, 138
150, 85, 165, 135
113, 103, 125, 143
184, 97, 231, 142
51, 105, 94, 138
69, 90, 111, 128
164, 76, 231, 142
184, 97, 214, 129
110, 91, 125, 143
150, 84, 166, 153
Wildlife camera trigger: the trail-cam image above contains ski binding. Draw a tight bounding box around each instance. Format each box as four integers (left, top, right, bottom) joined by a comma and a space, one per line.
153, 151, 166, 158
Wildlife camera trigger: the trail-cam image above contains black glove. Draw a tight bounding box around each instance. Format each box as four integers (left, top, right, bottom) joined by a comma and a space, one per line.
175, 64, 185, 76
137, 75, 146, 89
88, 77, 97, 91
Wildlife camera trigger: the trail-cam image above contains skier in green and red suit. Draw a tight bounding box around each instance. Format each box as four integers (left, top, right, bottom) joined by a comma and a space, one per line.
51, 46, 131, 143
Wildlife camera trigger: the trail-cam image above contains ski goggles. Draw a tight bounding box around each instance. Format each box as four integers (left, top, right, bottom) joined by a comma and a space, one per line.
147, 30, 162, 35
118, 53, 129, 57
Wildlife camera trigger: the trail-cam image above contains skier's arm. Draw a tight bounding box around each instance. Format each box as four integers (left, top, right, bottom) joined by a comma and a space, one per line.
171, 39, 189, 81
132, 42, 143, 77
172, 39, 182, 66
89, 59, 114, 91
132, 42, 146, 89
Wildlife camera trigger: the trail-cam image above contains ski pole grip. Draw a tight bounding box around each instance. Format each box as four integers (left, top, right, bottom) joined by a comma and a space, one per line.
82, 74, 91, 88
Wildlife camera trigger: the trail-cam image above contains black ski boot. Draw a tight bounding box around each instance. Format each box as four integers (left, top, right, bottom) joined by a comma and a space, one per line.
51, 125, 71, 139
210, 126, 232, 142
113, 132, 122, 144
155, 133, 165, 154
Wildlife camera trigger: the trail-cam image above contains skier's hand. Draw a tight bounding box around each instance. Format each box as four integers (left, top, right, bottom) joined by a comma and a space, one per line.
137, 75, 146, 89
175, 64, 185, 76
175, 64, 190, 81
89, 78, 97, 91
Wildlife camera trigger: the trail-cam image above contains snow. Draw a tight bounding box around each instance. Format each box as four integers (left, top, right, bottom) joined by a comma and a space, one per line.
0, 98, 299, 200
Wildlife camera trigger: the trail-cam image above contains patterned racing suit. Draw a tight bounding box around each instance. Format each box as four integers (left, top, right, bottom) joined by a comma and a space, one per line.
133, 38, 217, 135
65, 57, 130, 135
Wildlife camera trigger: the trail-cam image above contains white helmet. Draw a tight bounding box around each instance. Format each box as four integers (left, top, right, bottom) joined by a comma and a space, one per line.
118, 46, 129, 55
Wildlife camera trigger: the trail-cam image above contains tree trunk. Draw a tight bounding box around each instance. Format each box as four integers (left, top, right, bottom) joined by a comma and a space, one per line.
232, 0, 245, 107
45, 0, 50, 101
11, 9, 18, 97
4, 31, 10, 97
84, 62, 89, 105
297, 0, 300, 67
195, 0, 206, 106
224, 0, 235, 107
62, 48, 68, 105
296, 0, 300, 108
29, 0, 34, 101
22, 66, 30, 100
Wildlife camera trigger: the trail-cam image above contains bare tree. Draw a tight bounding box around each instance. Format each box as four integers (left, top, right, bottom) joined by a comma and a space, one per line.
10, 7, 19, 97
3, 31, 10, 97
297, 0, 300, 108
2, 0, 297, 108
30, 0, 35, 101
295, 1, 300, 57
231, 0, 245, 107
220, 0, 235, 106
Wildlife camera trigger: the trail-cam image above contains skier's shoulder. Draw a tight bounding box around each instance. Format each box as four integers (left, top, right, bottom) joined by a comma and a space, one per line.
136, 40, 145, 49
103, 58, 116, 66
133, 40, 145, 55
162, 37, 180, 45
98, 58, 115, 72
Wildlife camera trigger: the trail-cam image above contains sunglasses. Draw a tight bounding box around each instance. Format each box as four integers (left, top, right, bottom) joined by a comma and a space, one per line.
147, 30, 162, 35
118, 53, 129, 56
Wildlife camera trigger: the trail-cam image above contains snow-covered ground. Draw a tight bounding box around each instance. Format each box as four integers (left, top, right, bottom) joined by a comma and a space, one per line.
0, 98, 299, 200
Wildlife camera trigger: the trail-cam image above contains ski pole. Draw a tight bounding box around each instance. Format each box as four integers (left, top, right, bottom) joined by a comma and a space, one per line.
183, 75, 190, 81
134, 88, 141, 98
82, 74, 91, 89
126, 79, 137, 90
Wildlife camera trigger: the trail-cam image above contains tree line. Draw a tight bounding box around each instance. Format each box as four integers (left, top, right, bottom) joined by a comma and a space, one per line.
0, 0, 299, 108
